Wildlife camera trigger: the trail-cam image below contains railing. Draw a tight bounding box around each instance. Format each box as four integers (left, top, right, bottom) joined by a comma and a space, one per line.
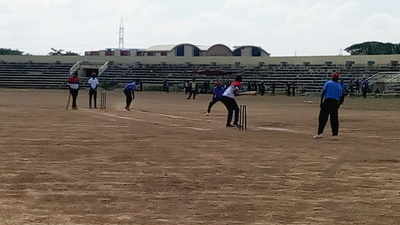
69, 60, 83, 75
98, 61, 110, 76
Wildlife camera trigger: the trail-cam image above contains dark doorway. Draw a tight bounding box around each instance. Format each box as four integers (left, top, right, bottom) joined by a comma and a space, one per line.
176, 45, 185, 56
233, 48, 242, 56
193, 47, 200, 56
252, 47, 261, 56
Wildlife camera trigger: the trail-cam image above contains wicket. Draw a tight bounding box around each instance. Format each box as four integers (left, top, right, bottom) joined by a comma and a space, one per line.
239, 104, 247, 131
100, 91, 107, 110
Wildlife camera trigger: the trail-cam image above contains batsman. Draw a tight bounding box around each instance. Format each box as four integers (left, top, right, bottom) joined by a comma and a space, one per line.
220, 75, 256, 128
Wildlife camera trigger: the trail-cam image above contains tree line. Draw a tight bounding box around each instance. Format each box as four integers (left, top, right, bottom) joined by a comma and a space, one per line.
345, 41, 400, 55
0, 48, 80, 56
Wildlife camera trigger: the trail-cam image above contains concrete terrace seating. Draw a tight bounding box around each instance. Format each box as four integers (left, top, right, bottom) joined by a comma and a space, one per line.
1, 61, 399, 92
0, 62, 73, 89
100, 63, 400, 92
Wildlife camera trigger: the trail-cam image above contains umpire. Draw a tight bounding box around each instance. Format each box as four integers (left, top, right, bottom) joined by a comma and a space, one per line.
314, 72, 344, 139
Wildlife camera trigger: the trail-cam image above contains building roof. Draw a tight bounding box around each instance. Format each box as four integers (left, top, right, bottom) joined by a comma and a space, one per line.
146, 45, 176, 51
146, 44, 210, 52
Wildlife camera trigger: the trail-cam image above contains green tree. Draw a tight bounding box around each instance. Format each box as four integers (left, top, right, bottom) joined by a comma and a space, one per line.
0, 48, 24, 55
345, 41, 400, 55
48, 48, 80, 56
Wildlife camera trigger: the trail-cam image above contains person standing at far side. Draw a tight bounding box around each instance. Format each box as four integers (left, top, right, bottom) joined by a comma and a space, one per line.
187, 79, 197, 100
361, 78, 369, 98
88, 72, 99, 108
271, 81, 276, 96
286, 82, 291, 96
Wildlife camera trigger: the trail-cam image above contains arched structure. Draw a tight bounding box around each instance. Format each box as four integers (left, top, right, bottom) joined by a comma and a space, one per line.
171, 43, 203, 57
205, 44, 233, 56
233, 46, 270, 57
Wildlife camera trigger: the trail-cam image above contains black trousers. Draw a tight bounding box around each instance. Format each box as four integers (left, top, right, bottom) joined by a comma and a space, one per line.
207, 97, 221, 113
362, 89, 367, 98
318, 98, 340, 136
220, 96, 239, 126
187, 90, 197, 99
69, 88, 79, 108
124, 90, 135, 108
89, 88, 97, 108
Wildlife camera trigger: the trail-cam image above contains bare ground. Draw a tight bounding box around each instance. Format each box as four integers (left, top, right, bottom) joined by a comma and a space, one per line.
0, 89, 399, 225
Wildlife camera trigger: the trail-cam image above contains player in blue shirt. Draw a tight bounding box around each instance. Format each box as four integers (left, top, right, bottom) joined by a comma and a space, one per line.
314, 72, 344, 139
206, 81, 226, 114
123, 81, 136, 111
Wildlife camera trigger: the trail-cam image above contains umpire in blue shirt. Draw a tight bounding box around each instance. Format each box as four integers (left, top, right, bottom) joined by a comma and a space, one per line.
314, 72, 344, 139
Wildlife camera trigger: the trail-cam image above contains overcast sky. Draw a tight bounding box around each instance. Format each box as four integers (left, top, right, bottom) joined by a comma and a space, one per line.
1, 0, 399, 56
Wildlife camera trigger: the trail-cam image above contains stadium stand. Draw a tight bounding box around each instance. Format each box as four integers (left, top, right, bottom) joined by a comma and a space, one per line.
0, 62, 73, 88
1, 56, 400, 93
99, 62, 400, 92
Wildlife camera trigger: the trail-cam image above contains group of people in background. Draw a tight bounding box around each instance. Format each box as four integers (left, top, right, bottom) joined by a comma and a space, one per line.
347, 78, 370, 98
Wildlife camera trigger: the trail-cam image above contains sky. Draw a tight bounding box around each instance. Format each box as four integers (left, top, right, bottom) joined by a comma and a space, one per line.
1, 0, 399, 56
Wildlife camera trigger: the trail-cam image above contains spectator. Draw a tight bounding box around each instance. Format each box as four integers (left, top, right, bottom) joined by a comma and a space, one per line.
361, 78, 369, 98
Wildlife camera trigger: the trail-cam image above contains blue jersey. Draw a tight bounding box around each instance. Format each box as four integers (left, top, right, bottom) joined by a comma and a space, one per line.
213, 86, 225, 98
323, 80, 343, 101
124, 82, 136, 91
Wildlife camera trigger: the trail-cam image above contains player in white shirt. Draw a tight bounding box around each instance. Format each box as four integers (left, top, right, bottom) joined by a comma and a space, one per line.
87, 72, 100, 108
219, 75, 257, 128
220, 76, 243, 128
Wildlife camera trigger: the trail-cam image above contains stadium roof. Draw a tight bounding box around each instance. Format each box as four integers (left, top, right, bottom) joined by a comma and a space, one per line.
146, 45, 176, 51
146, 44, 211, 51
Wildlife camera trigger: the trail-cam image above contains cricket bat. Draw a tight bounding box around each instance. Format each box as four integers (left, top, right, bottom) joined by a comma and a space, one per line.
239, 91, 257, 96
66, 93, 71, 110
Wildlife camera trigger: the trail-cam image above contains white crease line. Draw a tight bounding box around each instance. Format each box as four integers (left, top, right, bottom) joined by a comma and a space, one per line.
82, 110, 213, 132
256, 127, 304, 134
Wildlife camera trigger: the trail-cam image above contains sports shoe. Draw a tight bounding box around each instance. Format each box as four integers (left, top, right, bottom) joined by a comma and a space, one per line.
313, 134, 323, 139
233, 123, 242, 129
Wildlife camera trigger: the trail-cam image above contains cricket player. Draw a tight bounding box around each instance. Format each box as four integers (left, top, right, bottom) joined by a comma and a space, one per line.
67, 72, 80, 110
124, 81, 136, 111
220, 76, 243, 128
186, 79, 197, 100
88, 72, 99, 108
206, 81, 225, 114
314, 72, 344, 138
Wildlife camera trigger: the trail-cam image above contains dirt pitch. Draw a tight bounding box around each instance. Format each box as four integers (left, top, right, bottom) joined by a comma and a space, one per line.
0, 88, 399, 225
